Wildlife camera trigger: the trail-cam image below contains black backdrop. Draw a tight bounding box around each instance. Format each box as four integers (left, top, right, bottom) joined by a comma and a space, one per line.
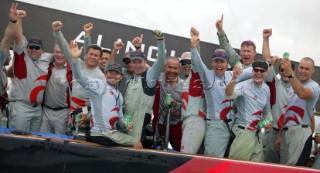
0, 0, 319, 111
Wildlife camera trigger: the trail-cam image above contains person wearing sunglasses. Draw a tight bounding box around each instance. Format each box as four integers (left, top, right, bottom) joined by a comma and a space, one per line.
190, 27, 253, 158
216, 14, 256, 69
180, 52, 192, 79
225, 60, 271, 162
7, 3, 55, 132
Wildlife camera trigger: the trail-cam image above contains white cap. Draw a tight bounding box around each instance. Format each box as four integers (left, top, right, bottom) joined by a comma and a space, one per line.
180, 52, 191, 61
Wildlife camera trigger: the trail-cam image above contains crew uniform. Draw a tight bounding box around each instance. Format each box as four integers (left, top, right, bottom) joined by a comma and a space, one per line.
40, 60, 72, 134
280, 79, 320, 165
153, 73, 184, 151
263, 68, 291, 163
72, 60, 137, 146
54, 31, 104, 136
180, 69, 206, 154
225, 62, 271, 161
9, 37, 53, 131
124, 39, 166, 145
191, 48, 252, 158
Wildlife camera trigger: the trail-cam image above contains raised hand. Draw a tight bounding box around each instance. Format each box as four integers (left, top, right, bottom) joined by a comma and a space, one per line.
9, 3, 18, 21
153, 30, 164, 40
52, 21, 63, 32
16, 10, 26, 19
190, 27, 200, 48
263, 28, 272, 38
215, 14, 224, 32
233, 64, 243, 77
83, 23, 93, 36
280, 58, 293, 76
190, 27, 199, 37
113, 39, 124, 51
68, 40, 83, 61
132, 34, 143, 48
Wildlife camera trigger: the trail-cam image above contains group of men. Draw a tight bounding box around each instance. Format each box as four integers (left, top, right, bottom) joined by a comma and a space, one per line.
1, 3, 320, 168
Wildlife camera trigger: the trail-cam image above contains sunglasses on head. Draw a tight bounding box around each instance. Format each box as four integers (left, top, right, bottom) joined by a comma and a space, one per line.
241, 40, 255, 46
213, 51, 228, 60
253, 68, 266, 73
123, 58, 131, 65
180, 60, 191, 66
28, 46, 41, 50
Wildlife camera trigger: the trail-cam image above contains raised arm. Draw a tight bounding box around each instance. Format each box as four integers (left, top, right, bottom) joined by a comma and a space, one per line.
146, 30, 166, 87
1, 3, 18, 67
83, 23, 93, 61
52, 21, 75, 64
262, 28, 272, 62
225, 70, 240, 99
108, 39, 124, 64
13, 4, 26, 47
216, 14, 241, 67
281, 58, 314, 99
68, 40, 89, 88
189, 27, 213, 88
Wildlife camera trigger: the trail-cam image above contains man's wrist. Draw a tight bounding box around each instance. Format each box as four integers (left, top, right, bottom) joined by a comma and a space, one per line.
9, 19, 17, 23
288, 74, 295, 79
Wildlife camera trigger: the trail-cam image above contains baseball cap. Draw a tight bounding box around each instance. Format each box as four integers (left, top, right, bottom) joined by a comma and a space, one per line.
123, 51, 132, 60
180, 52, 191, 61
130, 51, 145, 60
252, 61, 268, 70
212, 49, 228, 61
105, 63, 122, 74
28, 37, 43, 48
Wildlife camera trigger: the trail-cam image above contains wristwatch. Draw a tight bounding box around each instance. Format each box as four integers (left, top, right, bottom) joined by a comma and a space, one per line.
288, 74, 295, 78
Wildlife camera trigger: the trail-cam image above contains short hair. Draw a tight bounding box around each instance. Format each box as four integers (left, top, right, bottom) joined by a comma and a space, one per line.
165, 56, 180, 64
86, 45, 103, 58
241, 40, 256, 51
102, 49, 111, 54
301, 57, 315, 67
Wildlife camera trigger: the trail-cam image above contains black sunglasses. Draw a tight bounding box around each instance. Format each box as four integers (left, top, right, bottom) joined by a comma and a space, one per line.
28, 46, 41, 50
123, 58, 131, 65
180, 60, 191, 66
253, 68, 266, 73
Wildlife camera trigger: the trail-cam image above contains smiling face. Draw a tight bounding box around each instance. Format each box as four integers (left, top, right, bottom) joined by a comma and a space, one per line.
165, 57, 180, 82
105, 70, 123, 87
212, 58, 228, 76
240, 45, 256, 65
99, 51, 110, 70
53, 44, 67, 67
252, 67, 267, 85
131, 59, 146, 75
27, 45, 43, 59
85, 47, 102, 68
298, 58, 314, 82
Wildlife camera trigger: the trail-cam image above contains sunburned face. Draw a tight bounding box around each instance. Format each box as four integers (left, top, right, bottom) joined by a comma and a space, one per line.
240, 45, 256, 65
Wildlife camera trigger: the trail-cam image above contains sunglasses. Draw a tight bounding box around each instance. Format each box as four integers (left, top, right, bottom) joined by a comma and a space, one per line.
253, 68, 266, 73
241, 40, 256, 50
212, 51, 228, 60
28, 46, 41, 50
123, 58, 131, 65
180, 60, 191, 66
